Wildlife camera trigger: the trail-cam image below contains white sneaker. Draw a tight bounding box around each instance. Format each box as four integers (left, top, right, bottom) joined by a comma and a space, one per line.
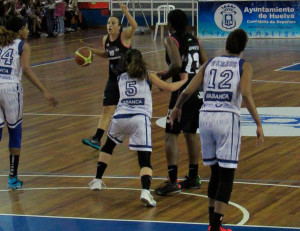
89, 178, 104, 191
66, 28, 75, 32
140, 189, 156, 207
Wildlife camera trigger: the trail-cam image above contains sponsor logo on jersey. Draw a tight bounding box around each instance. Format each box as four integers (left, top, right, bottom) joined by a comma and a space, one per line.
121, 98, 145, 105
205, 91, 233, 102
0, 67, 12, 75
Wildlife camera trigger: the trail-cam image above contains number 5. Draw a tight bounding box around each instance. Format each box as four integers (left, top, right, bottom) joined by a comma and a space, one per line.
125, 81, 137, 96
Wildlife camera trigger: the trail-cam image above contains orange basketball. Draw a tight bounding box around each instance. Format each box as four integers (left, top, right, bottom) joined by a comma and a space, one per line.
75, 47, 93, 67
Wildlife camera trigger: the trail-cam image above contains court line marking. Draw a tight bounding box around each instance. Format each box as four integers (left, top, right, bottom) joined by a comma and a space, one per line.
32, 57, 74, 67
0, 174, 299, 188
31, 35, 105, 48
3, 172, 298, 184
23, 112, 101, 117
22, 112, 160, 119
31, 49, 165, 68
30, 54, 300, 84
179, 191, 249, 225
274, 62, 300, 72
0, 211, 299, 229
252, 80, 300, 84
0, 186, 249, 225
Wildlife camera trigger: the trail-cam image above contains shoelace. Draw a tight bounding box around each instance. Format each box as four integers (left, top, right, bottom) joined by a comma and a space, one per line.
101, 181, 107, 189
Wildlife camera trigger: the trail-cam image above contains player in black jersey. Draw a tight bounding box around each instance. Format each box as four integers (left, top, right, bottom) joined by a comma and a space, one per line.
82, 0, 137, 150
155, 9, 208, 195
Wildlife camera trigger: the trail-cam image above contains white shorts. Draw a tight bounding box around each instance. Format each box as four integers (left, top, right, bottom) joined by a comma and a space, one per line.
0, 83, 23, 128
199, 111, 241, 168
108, 114, 152, 152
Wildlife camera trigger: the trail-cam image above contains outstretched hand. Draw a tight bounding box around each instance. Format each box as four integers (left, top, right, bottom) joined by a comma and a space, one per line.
118, 0, 128, 12
44, 92, 58, 107
169, 107, 181, 128
256, 125, 264, 147
79, 39, 94, 48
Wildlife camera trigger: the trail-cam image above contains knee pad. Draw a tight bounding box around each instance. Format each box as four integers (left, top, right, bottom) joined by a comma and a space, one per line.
101, 137, 117, 155
8, 123, 22, 149
137, 151, 152, 169
215, 167, 235, 204
207, 164, 219, 199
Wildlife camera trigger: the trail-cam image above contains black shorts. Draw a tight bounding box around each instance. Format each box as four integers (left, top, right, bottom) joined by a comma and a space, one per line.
165, 92, 203, 134
103, 80, 120, 106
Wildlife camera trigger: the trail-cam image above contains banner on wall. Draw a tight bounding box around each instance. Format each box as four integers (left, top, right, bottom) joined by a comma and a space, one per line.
197, 0, 300, 38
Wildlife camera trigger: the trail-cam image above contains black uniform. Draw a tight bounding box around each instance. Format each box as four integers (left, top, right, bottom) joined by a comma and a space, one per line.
165, 32, 203, 134
103, 34, 130, 106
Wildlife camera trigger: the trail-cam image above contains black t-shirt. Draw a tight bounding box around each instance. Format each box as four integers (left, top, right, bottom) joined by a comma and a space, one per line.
165, 32, 203, 106
105, 33, 130, 82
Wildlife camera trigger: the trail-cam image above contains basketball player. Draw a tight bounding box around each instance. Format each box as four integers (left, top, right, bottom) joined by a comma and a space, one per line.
0, 16, 57, 189
88, 49, 188, 207
155, 9, 208, 195
82, 0, 137, 150
170, 29, 264, 231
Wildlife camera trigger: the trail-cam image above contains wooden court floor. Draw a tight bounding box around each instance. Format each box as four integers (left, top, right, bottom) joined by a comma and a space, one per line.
0, 28, 299, 229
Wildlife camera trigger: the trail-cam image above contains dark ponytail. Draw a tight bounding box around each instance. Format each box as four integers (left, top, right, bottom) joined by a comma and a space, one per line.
125, 49, 147, 80
0, 16, 26, 47
167, 9, 189, 56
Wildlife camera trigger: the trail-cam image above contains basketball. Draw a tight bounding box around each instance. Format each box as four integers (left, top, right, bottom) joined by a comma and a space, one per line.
75, 47, 93, 67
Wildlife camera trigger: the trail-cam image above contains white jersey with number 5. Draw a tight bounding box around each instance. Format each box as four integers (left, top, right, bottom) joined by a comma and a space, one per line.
201, 56, 245, 116
0, 39, 24, 84
115, 72, 152, 118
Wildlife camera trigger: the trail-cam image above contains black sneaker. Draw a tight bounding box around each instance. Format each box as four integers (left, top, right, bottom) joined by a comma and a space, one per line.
180, 174, 201, 189
154, 180, 181, 196
82, 137, 101, 150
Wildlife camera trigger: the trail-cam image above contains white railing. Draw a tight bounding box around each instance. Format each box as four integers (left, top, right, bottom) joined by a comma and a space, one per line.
109, 0, 198, 26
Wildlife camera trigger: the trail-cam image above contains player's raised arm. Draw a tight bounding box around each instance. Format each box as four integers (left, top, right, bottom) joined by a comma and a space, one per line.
148, 72, 187, 92
119, 0, 138, 40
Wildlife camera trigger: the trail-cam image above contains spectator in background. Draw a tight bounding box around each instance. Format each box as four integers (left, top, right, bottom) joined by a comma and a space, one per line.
54, 0, 65, 36
28, 0, 42, 37
42, 0, 56, 37
3, 1, 18, 25
69, 0, 80, 30
64, 0, 74, 32
0, 0, 5, 25
32, 0, 48, 37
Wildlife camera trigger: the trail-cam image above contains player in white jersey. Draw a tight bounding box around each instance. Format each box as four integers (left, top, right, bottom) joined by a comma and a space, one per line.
89, 49, 188, 207
0, 16, 57, 190
169, 29, 264, 231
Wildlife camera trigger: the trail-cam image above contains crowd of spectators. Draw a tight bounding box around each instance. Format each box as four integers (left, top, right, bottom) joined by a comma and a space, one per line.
0, 0, 81, 38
